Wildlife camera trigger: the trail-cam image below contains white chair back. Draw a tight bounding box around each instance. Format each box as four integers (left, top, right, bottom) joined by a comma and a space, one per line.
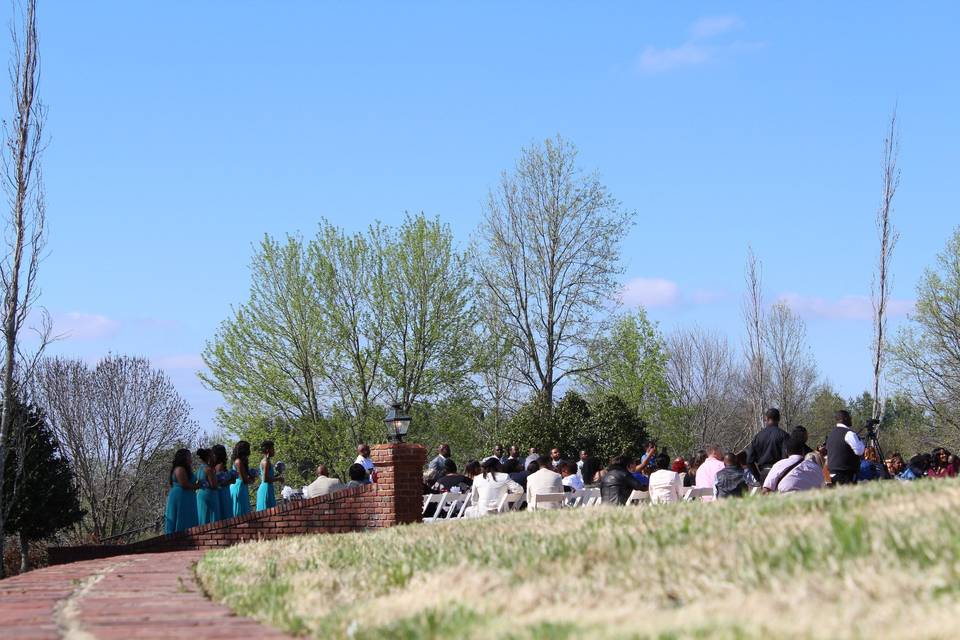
422, 493, 446, 522
626, 489, 650, 505
496, 491, 525, 513
683, 487, 713, 502
529, 492, 566, 510
443, 494, 468, 519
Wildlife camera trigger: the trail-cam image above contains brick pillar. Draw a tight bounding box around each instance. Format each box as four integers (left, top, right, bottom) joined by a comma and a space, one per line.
371, 443, 427, 526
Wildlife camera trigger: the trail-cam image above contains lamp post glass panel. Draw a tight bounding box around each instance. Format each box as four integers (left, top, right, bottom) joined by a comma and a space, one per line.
385, 403, 411, 443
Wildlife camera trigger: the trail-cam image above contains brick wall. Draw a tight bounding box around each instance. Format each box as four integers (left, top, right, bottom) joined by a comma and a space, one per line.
48, 443, 426, 566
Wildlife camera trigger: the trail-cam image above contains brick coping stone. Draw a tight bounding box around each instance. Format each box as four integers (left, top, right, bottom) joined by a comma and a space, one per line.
0, 550, 292, 640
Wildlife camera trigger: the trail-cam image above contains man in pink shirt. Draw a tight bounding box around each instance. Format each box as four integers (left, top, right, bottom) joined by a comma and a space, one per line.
695, 444, 726, 499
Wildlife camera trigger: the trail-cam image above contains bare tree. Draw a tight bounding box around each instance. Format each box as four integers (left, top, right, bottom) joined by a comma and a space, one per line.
475, 135, 634, 410
871, 109, 900, 421
0, 0, 48, 576
764, 302, 818, 427
667, 327, 742, 449
742, 248, 766, 434
33, 356, 197, 540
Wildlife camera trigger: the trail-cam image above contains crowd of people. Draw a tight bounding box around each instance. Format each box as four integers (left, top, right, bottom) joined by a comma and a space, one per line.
420, 408, 959, 516
164, 407, 957, 532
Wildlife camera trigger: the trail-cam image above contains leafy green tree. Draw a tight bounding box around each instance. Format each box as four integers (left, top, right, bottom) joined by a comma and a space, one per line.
804, 384, 846, 445
581, 310, 672, 425
3, 401, 84, 572
378, 214, 475, 412
583, 394, 648, 461
552, 391, 591, 458
891, 227, 960, 445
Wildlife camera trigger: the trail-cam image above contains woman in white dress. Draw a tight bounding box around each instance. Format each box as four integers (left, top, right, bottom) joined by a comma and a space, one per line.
466, 457, 523, 517
648, 453, 683, 504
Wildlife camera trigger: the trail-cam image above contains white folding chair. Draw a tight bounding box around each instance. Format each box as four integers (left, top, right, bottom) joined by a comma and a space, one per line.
529, 492, 566, 510
422, 493, 446, 522
683, 487, 713, 502
443, 494, 468, 520
456, 493, 473, 518
626, 489, 650, 506
496, 491, 524, 513
749, 486, 761, 496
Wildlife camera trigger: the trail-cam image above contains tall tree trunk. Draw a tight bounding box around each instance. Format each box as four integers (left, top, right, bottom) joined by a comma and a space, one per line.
19, 534, 30, 573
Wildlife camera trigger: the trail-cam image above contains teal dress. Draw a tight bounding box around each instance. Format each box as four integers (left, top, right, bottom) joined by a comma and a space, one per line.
216, 468, 233, 520
230, 462, 251, 517
256, 462, 276, 511
164, 471, 199, 534
196, 463, 220, 525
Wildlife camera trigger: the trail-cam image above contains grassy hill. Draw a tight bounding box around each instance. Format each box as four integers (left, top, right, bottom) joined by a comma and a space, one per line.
196, 479, 960, 639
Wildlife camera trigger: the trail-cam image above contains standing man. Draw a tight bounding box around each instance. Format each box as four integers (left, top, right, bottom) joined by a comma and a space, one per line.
549, 447, 563, 470
355, 443, 376, 482
745, 408, 790, 483
826, 410, 865, 485
494, 444, 508, 465
507, 445, 521, 464
428, 443, 451, 477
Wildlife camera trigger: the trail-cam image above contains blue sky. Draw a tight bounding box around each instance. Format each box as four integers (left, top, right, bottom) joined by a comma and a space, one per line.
11, 2, 959, 429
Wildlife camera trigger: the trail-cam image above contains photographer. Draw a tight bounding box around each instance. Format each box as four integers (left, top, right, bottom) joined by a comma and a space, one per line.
825, 410, 865, 485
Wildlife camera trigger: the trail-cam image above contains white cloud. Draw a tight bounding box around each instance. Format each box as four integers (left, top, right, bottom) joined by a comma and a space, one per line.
638, 43, 710, 74
154, 354, 206, 371
620, 277, 680, 308
777, 293, 914, 320
689, 16, 743, 40
54, 312, 120, 340
637, 14, 757, 74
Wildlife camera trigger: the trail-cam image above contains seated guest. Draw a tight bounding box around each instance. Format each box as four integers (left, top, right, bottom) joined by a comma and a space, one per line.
648, 453, 683, 504
527, 455, 564, 510
762, 435, 824, 494
695, 444, 725, 500
628, 459, 650, 489
785, 426, 813, 457
346, 463, 369, 488
467, 457, 522, 516
303, 464, 345, 498
928, 448, 957, 478
898, 454, 930, 480
600, 454, 645, 505
685, 451, 707, 487
433, 458, 471, 493
560, 460, 583, 491
886, 453, 905, 477
858, 446, 885, 482
464, 459, 481, 480
579, 455, 602, 486
506, 458, 531, 489
671, 458, 688, 486
714, 453, 748, 499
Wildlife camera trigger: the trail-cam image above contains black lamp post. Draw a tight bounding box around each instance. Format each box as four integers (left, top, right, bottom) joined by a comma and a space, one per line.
384, 402, 411, 443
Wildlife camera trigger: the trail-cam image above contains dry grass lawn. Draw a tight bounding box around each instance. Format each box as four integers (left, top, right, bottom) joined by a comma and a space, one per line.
196, 479, 960, 639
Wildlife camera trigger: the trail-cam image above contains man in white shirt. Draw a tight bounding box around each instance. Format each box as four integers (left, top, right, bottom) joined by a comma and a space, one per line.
524, 447, 540, 469
355, 443, 376, 481
303, 464, 346, 498
762, 436, 824, 494
428, 443, 450, 478
825, 410, 865, 485
526, 455, 564, 510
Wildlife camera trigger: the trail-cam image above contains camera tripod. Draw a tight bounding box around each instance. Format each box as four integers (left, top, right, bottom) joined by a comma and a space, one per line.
863, 420, 889, 479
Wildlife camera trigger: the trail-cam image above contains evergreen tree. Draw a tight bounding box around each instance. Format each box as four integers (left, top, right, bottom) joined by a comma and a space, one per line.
3, 401, 84, 572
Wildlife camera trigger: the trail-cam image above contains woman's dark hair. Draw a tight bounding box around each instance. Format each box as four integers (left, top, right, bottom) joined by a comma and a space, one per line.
442, 458, 457, 474
580, 456, 601, 485
481, 456, 500, 479
655, 453, 671, 471
689, 450, 708, 470
211, 444, 228, 467
232, 440, 251, 464
195, 448, 212, 465
260, 440, 275, 454
608, 454, 631, 469
502, 458, 519, 474
348, 462, 367, 482
464, 459, 481, 477
526, 460, 540, 473
170, 448, 192, 486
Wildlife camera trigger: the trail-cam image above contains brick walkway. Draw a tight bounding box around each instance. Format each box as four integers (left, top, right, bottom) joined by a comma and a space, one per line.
0, 551, 292, 640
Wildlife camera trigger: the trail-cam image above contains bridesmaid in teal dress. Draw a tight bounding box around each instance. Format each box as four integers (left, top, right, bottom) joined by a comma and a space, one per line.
256, 440, 284, 511
230, 440, 254, 517
195, 448, 220, 524
164, 448, 200, 534
212, 444, 233, 520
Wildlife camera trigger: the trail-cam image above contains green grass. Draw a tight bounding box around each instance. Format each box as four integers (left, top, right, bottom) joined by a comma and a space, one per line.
196, 479, 960, 639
